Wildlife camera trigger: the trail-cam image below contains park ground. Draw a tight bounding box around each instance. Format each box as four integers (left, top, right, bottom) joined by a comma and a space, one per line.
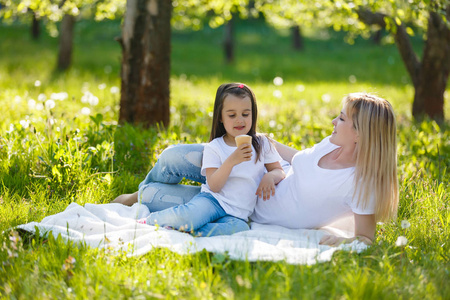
0, 19, 449, 299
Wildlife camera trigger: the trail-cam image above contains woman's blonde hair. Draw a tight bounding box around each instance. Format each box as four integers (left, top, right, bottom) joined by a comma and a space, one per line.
344, 93, 399, 222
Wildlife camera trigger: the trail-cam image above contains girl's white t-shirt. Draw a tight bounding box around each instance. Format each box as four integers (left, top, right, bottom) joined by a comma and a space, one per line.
250, 136, 376, 229
201, 135, 282, 221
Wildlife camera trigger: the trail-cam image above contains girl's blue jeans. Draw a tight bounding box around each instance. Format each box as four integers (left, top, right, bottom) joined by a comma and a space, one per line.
138, 144, 249, 237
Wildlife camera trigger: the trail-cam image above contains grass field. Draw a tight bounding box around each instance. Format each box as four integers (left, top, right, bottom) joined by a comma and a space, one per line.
0, 18, 449, 299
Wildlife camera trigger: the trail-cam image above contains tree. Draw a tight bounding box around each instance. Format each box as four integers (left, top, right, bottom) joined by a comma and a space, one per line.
0, 0, 125, 70
172, 1, 259, 64
57, 13, 76, 70
118, 0, 172, 127
355, 5, 449, 122
292, 25, 304, 51
256, 0, 449, 122
31, 11, 40, 39
224, 17, 234, 63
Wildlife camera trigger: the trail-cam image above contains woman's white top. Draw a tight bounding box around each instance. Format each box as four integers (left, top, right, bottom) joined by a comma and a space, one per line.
250, 136, 375, 229
201, 136, 282, 221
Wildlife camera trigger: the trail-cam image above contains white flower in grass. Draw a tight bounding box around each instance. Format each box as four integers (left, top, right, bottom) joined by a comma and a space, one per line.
348, 75, 357, 83
81, 107, 91, 115
45, 100, 56, 110
34, 80, 41, 87
81, 91, 99, 106
110, 86, 120, 94
321, 94, 331, 103
395, 236, 408, 247
273, 90, 282, 98
28, 99, 36, 109
401, 220, 411, 229
36, 103, 44, 111
51, 92, 68, 101
273, 76, 284, 86
98, 83, 107, 90
38, 93, 46, 102
7, 124, 15, 133
296, 84, 305, 92
20, 120, 30, 129
14, 96, 22, 103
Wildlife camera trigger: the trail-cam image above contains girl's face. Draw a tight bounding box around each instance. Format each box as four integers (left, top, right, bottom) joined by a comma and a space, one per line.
221, 94, 252, 141
329, 106, 358, 147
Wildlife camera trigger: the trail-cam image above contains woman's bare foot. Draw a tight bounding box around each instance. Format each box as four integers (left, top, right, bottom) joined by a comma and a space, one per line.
112, 191, 138, 206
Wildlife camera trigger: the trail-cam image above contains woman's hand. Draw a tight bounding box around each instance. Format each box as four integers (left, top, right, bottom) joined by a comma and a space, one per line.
319, 234, 373, 246
256, 173, 276, 201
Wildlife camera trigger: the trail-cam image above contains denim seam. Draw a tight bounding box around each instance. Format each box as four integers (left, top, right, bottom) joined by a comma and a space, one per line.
165, 170, 204, 181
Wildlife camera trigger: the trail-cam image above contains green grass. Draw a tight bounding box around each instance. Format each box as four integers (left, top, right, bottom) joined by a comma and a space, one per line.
0, 18, 449, 299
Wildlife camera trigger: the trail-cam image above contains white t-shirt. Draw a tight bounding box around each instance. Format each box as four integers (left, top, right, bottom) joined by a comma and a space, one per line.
250, 136, 375, 229
201, 135, 282, 221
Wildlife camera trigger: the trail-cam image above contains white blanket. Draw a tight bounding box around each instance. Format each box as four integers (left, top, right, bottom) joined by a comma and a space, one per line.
17, 202, 368, 265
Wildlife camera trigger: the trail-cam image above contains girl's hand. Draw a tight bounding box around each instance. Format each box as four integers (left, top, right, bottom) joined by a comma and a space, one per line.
228, 144, 252, 166
256, 173, 276, 201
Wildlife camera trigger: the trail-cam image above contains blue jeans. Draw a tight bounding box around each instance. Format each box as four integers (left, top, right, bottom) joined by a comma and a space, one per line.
138, 144, 249, 236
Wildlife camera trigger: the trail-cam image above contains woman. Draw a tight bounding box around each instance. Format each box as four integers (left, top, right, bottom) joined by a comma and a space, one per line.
113, 93, 399, 246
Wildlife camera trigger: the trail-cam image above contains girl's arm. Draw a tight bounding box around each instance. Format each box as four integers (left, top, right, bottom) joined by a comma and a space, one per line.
272, 140, 299, 164
205, 144, 252, 193
256, 161, 286, 201
319, 213, 376, 246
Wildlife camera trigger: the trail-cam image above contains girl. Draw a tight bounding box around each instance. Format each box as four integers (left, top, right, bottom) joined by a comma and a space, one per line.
136, 83, 285, 236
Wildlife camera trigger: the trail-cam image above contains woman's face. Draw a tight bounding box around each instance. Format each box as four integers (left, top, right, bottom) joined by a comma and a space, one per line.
329, 106, 358, 147
221, 94, 252, 140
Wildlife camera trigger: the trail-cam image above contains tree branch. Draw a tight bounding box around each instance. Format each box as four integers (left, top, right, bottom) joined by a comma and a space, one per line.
357, 8, 421, 87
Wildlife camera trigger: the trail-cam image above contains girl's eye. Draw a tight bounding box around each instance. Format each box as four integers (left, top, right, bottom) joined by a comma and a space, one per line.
243, 114, 250, 117
339, 118, 344, 121
228, 114, 236, 118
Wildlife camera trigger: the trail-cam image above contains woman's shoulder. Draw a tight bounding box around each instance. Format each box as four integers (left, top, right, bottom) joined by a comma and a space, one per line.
255, 133, 276, 152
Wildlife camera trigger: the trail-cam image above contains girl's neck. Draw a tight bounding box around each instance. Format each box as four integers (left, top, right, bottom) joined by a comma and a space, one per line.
223, 134, 237, 147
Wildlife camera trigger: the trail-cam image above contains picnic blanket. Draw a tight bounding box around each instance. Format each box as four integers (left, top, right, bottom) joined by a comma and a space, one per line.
17, 202, 368, 265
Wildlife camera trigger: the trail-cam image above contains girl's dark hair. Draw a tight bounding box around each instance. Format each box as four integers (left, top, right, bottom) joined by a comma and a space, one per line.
209, 83, 263, 162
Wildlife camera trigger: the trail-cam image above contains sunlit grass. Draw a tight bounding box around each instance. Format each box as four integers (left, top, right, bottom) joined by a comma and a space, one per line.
0, 19, 449, 299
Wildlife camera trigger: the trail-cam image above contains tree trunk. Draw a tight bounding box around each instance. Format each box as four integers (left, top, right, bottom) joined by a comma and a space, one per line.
57, 14, 76, 70
412, 12, 449, 122
119, 0, 171, 127
31, 11, 40, 40
224, 18, 234, 64
357, 8, 449, 122
292, 25, 304, 51
371, 29, 382, 45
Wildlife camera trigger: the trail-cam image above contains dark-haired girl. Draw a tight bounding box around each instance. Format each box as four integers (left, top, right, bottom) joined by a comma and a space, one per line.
132, 83, 285, 236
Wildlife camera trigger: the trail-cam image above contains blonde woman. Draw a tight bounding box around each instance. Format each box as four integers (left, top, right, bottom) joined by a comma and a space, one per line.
113, 93, 398, 245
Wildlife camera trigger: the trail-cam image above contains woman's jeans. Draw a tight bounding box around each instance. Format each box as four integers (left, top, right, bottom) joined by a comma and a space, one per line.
138, 144, 249, 237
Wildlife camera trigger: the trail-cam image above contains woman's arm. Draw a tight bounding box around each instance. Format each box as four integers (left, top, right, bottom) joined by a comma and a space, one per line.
319, 213, 376, 246
354, 213, 376, 243
272, 140, 299, 164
